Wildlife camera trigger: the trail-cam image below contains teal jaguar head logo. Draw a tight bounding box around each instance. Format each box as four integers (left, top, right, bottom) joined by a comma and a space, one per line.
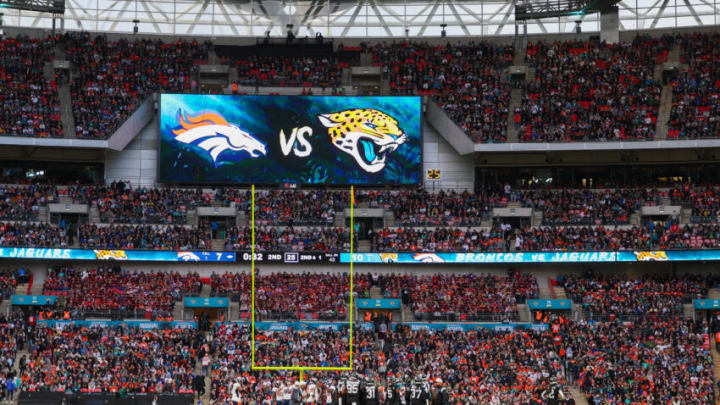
318, 109, 407, 173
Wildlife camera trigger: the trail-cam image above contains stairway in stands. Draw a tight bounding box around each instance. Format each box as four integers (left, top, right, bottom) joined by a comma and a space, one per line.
53, 43, 77, 139
507, 43, 527, 143
655, 45, 683, 140
507, 88, 523, 142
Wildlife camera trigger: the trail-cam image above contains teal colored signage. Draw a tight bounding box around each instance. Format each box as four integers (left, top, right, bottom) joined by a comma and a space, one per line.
357, 299, 401, 309
342, 252, 617, 264
184, 297, 229, 308
38, 320, 197, 329
527, 299, 572, 310
342, 250, 720, 264
402, 323, 549, 332
12, 295, 56, 306
694, 299, 720, 309
0, 247, 235, 262
225, 321, 375, 331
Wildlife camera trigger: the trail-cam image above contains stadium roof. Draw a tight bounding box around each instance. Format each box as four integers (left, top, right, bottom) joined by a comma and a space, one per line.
0, 0, 717, 38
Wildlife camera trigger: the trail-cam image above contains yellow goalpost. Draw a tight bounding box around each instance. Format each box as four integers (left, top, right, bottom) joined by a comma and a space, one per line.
250, 184, 355, 379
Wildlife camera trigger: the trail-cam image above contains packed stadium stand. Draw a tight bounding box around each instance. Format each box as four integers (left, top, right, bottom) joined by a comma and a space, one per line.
1, 0, 720, 401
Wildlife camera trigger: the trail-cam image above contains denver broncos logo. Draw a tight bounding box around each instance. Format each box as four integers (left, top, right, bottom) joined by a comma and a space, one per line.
413, 253, 445, 263
93, 250, 128, 260
172, 111, 267, 165
177, 251, 201, 262
318, 109, 407, 173
633, 251, 669, 261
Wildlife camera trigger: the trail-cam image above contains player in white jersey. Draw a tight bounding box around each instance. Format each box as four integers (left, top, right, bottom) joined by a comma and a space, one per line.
305, 378, 319, 404
230, 377, 243, 405
279, 380, 293, 405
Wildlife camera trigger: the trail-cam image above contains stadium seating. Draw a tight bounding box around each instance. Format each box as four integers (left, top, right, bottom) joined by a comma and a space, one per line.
371, 224, 720, 252
18, 324, 198, 393
560, 273, 713, 321
401, 271, 537, 321
0, 35, 62, 138
248, 189, 348, 226
43, 266, 201, 319
371, 41, 514, 143
0, 32, 718, 143
1, 264, 717, 405
0, 222, 70, 247
0, 185, 57, 221
567, 318, 714, 404
519, 36, 669, 142
668, 33, 720, 139
234, 55, 345, 88
0, 313, 23, 403
77, 223, 211, 250
224, 226, 352, 252
65, 32, 209, 139
210, 272, 370, 320
0, 269, 19, 302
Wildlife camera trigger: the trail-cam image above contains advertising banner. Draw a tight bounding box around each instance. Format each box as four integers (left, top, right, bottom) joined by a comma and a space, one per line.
342, 251, 618, 264
39, 320, 197, 329
12, 295, 56, 306
527, 299, 572, 310
402, 323, 549, 332
0, 247, 235, 262
184, 297, 229, 308
694, 299, 720, 309
357, 299, 402, 309
159, 94, 422, 185
617, 250, 720, 262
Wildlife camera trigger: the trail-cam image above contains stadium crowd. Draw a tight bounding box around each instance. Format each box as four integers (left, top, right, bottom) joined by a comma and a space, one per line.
0, 222, 71, 248
0, 184, 57, 221
234, 55, 345, 88
223, 226, 352, 252
0, 267, 27, 303
668, 32, 720, 139
372, 41, 514, 143
247, 189, 348, 226
519, 36, 669, 142
0, 313, 26, 403
17, 324, 199, 394
2, 218, 720, 252
42, 266, 201, 318
206, 316, 716, 404
402, 271, 537, 321
78, 224, 212, 250
0, 35, 62, 138
565, 318, 714, 405
560, 272, 713, 321
210, 272, 371, 320
2, 32, 720, 143
93, 187, 203, 224
0, 265, 717, 405
371, 223, 720, 252
64, 32, 209, 139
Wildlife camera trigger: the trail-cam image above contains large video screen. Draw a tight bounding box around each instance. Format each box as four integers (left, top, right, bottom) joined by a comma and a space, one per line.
158, 94, 422, 184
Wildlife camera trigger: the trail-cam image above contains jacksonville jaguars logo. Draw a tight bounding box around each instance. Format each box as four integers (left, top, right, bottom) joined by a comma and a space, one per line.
318, 109, 408, 173
172, 111, 267, 165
